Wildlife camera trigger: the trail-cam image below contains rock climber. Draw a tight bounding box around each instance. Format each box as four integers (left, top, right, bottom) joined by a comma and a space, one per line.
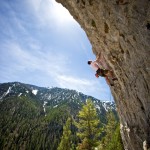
87, 56, 117, 86
96, 52, 117, 79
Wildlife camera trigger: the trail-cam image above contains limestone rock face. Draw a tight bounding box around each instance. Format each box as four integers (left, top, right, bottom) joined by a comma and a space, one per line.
56, 0, 150, 149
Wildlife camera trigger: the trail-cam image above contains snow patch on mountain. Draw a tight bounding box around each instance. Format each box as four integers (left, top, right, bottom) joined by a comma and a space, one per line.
53, 105, 58, 108
95, 104, 101, 110
32, 90, 38, 95
47, 86, 53, 89
0, 86, 13, 99
102, 101, 115, 111
43, 101, 48, 116
18, 93, 22, 97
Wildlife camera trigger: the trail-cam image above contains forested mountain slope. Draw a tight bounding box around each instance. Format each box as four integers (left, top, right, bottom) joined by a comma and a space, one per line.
0, 82, 116, 150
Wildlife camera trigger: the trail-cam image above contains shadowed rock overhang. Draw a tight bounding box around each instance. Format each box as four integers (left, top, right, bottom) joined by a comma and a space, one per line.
56, 0, 150, 150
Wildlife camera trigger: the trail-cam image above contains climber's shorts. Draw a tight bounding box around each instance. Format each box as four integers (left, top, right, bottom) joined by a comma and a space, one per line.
96, 68, 108, 77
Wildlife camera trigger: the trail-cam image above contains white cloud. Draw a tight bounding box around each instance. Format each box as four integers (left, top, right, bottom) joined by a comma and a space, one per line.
56, 75, 94, 86
55, 75, 98, 93
27, 0, 42, 13
0, 41, 69, 77
0, 2, 29, 41
55, 75, 111, 100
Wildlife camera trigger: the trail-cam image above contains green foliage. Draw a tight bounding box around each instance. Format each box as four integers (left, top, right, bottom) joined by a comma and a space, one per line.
0, 94, 123, 150
98, 111, 124, 150
76, 99, 101, 150
106, 124, 124, 150
57, 117, 72, 150
105, 111, 117, 141
0, 96, 69, 150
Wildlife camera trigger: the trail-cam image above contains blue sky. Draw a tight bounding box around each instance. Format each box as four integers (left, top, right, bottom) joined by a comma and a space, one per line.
0, 0, 113, 101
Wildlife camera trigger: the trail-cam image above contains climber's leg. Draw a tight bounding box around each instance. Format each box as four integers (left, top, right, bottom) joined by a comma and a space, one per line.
105, 76, 114, 86
106, 70, 118, 81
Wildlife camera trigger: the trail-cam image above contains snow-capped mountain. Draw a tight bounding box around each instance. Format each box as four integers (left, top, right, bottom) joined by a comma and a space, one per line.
0, 82, 116, 113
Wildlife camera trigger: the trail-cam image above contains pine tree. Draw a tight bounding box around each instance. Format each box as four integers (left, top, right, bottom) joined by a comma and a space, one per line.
104, 111, 117, 143
57, 117, 72, 150
76, 99, 101, 150
98, 111, 124, 150
107, 124, 124, 150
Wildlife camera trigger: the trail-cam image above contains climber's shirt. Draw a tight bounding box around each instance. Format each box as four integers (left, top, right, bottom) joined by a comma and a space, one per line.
90, 61, 99, 71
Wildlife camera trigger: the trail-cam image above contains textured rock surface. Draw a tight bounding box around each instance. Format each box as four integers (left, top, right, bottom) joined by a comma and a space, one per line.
56, 0, 150, 149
